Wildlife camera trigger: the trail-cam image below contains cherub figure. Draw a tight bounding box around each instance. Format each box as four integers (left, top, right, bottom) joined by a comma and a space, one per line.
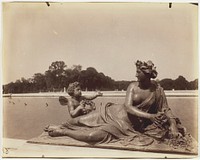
65, 82, 102, 118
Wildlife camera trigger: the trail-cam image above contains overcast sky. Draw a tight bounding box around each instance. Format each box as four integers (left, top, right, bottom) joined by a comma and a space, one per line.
2, 2, 198, 84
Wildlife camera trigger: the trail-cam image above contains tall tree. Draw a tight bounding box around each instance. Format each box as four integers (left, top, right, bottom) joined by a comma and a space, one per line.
33, 73, 47, 92
188, 79, 198, 90
45, 61, 67, 91
49, 61, 67, 73
174, 76, 189, 90
71, 65, 82, 72
159, 78, 174, 90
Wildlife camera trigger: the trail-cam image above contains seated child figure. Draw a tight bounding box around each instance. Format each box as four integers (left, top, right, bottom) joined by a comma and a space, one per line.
67, 82, 103, 118
44, 82, 103, 131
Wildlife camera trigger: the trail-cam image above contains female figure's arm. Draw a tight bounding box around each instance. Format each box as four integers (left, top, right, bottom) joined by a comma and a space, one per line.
158, 88, 182, 138
165, 107, 182, 138
167, 112, 181, 138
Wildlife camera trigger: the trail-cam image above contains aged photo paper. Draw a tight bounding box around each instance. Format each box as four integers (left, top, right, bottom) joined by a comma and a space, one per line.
1, 1, 198, 159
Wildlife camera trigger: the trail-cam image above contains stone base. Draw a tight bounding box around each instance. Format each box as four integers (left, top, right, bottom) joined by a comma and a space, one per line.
27, 132, 198, 155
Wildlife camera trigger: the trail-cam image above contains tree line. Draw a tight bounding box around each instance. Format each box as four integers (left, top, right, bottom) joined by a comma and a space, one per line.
3, 61, 198, 94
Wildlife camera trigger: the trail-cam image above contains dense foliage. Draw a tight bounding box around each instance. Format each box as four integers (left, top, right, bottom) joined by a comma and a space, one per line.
159, 76, 198, 90
3, 61, 198, 94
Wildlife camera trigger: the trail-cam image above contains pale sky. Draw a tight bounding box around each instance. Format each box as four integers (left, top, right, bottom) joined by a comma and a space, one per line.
2, 2, 198, 84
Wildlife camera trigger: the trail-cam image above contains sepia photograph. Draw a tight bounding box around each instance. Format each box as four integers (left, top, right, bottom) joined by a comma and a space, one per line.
1, 1, 199, 159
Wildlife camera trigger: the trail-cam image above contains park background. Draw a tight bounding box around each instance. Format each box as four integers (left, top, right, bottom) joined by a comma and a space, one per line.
2, 2, 198, 93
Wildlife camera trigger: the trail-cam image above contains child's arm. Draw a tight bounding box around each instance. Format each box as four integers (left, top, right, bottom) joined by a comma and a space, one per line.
68, 100, 85, 118
83, 91, 103, 100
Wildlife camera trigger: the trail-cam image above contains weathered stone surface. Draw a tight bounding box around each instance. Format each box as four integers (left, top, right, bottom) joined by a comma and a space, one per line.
28, 132, 198, 155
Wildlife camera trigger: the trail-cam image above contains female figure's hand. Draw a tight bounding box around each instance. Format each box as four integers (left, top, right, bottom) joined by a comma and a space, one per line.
149, 112, 167, 127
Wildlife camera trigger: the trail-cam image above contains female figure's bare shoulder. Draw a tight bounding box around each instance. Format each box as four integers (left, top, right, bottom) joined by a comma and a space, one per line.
127, 81, 138, 91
